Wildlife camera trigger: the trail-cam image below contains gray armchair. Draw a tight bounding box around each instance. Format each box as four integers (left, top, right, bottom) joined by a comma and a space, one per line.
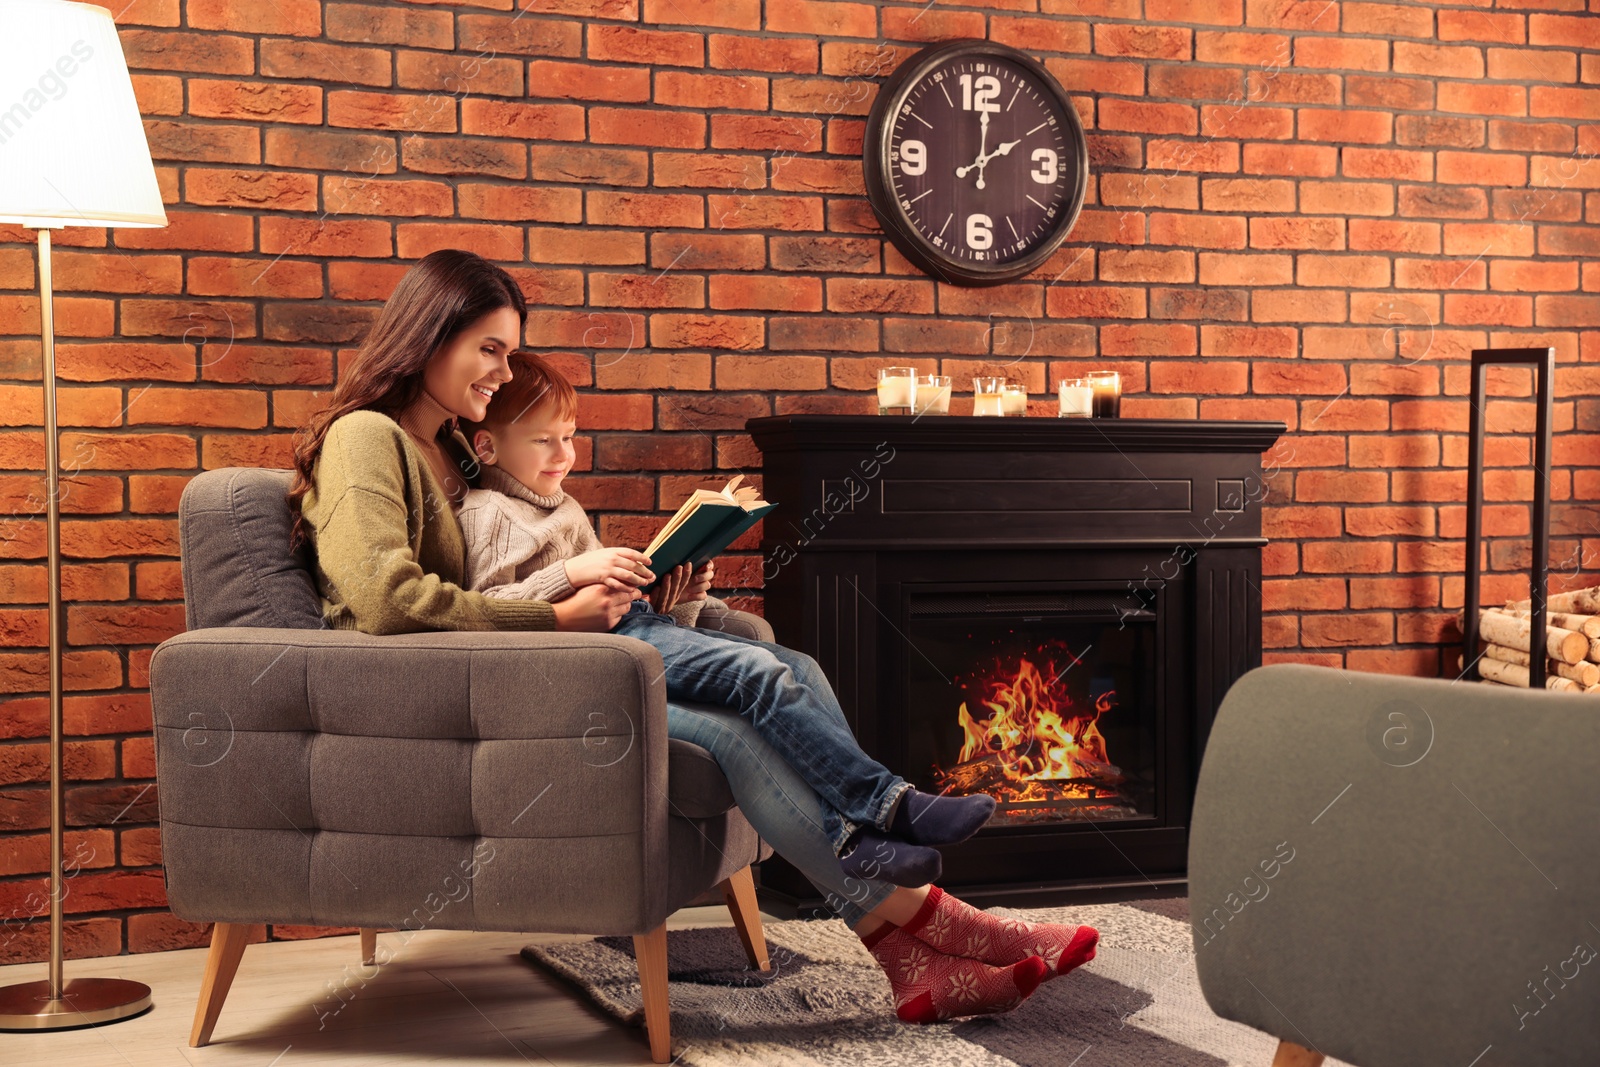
1190, 663, 1600, 1067
151, 468, 774, 1063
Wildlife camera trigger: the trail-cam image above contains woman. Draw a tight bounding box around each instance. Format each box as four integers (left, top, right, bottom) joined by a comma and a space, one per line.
289, 249, 1096, 1024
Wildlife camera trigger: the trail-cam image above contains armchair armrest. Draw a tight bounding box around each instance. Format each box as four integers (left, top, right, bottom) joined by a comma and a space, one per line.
690, 605, 773, 643
150, 627, 673, 934
151, 626, 668, 741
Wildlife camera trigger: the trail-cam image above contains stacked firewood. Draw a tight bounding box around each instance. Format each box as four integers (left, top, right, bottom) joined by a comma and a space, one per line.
1456, 585, 1600, 693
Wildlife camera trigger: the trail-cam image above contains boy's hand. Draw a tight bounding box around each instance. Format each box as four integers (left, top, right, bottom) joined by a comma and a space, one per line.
648, 563, 693, 614
684, 560, 714, 602
564, 548, 654, 591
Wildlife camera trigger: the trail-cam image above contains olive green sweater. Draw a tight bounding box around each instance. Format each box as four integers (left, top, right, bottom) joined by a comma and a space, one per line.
300, 407, 558, 635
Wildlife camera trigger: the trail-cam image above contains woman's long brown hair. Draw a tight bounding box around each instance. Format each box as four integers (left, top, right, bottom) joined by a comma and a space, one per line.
287, 249, 527, 549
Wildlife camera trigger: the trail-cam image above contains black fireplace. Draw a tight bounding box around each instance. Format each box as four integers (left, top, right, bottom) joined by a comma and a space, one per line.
746, 414, 1285, 911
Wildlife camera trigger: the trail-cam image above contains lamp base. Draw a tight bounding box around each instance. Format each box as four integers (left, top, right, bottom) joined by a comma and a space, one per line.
0, 977, 152, 1030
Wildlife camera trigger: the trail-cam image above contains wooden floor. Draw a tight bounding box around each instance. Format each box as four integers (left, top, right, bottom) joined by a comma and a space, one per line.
0, 905, 768, 1067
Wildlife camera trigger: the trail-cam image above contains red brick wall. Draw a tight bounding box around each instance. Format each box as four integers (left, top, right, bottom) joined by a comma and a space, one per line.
1, 0, 1597, 960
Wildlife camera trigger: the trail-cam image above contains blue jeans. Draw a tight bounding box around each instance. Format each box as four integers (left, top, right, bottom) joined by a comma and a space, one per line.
615, 599, 909, 854
665, 700, 897, 929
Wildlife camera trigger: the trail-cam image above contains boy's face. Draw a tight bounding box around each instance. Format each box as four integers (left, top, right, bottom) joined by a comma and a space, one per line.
474, 407, 576, 498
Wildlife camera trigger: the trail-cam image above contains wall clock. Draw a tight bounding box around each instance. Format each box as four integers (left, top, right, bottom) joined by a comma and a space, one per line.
863, 39, 1090, 287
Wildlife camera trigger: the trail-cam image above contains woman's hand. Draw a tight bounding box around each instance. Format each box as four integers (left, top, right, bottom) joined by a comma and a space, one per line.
648, 562, 693, 614
684, 560, 715, 602
564, 548, 654, 592
551, 582, 638, 632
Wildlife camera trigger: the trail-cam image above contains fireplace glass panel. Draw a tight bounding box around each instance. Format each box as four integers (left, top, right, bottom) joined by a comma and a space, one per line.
902, 592, 1158, 826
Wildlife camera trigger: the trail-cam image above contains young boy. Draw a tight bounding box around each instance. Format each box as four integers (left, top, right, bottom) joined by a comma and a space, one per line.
456, 353, 996, 886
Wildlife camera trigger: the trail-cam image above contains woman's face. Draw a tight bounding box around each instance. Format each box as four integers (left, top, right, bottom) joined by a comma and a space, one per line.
422, 307, 520, 423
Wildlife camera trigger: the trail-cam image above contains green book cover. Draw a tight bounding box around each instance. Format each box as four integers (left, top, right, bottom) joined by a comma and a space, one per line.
688, 502, 775, 569
642, 501, 776, 590
640, 476, 772, 590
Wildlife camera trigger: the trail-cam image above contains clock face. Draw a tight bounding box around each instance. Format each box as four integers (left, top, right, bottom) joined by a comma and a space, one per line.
864, 41, 1089, 287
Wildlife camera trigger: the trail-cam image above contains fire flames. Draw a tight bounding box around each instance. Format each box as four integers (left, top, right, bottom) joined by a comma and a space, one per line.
934, 654, 1128, 817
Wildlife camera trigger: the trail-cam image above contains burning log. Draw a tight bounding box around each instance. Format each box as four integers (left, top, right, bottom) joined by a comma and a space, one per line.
933, 654, 1138, 814
1463, 654, 1584, 692
1483, 643, 1600, 687
933, 754, 1126, 804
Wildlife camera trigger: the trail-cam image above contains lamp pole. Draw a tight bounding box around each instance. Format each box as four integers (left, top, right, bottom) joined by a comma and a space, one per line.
0, 228, 154, 1031
40, 224, 65, 999
0, 0, 163, 1030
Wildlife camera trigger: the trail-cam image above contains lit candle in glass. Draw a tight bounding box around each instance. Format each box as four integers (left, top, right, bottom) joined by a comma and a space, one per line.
877, 366, 916, 415
972, 376, 1005, 417
1088, 370, 1121, 418
1058, 377, 1093, 418
914, 374, 951, 414
1001, 379, 1027, 415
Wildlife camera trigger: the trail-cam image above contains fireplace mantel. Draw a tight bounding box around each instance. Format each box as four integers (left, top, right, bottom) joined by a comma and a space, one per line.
747, 414, 1287, 454
746, 415, 1288, 551
747, 414, 1287, 912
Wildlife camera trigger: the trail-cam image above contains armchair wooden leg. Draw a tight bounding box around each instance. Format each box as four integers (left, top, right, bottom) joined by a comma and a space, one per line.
633, 924, 671, 1065
190, 922, 260, 1048
360, 928, 377, 966
1271, 1039, 1324, 1067
719, 865, 770, 972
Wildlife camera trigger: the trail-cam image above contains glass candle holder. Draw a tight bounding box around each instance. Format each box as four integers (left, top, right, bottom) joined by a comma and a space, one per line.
1058, 377, 1093, 418
914, 374, 951, 414
1001, 379, 1027, 416
1088, 370, 1121, 418
877, 366, 916, 415
972, 376, 1005, 417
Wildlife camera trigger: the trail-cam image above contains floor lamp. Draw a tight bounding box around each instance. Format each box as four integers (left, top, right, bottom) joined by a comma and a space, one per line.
0, 0, 167, 1029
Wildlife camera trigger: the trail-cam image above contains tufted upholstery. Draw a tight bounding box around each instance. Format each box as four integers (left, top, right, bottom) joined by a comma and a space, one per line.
153, 468, 772, 939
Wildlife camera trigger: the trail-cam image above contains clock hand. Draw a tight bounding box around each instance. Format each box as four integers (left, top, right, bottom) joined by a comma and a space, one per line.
955, 110, 993, 184
974, 110, 990, 189
955, 136, 1025, 187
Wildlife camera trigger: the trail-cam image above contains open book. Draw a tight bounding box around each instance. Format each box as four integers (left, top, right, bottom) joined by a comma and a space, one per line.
642, 475, 776, 590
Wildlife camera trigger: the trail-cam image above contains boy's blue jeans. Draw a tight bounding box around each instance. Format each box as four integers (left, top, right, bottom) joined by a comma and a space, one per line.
665, 701, 897, 929
614, 599, 909, 856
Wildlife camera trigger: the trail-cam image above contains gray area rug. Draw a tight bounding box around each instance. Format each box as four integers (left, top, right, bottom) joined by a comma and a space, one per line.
521, 900, 1355, 1066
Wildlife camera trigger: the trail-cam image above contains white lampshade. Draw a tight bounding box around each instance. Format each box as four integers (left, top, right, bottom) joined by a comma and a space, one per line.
0, 0, 166, 228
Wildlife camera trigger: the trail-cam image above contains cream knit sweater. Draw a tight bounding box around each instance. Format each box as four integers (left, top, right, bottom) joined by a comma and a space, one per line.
457, 465, 724, 628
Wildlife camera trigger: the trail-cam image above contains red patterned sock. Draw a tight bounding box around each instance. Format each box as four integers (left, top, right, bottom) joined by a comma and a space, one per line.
902, 886, 1099, 979
859, 922, 1048, 1024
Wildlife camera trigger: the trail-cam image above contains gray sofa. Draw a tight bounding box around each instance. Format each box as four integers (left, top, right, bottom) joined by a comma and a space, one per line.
1190, 663, 1600, 1066
151, 468, 774, 1063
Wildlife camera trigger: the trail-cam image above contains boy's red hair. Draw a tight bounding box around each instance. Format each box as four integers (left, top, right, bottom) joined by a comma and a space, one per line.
473, 351, 577, 429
